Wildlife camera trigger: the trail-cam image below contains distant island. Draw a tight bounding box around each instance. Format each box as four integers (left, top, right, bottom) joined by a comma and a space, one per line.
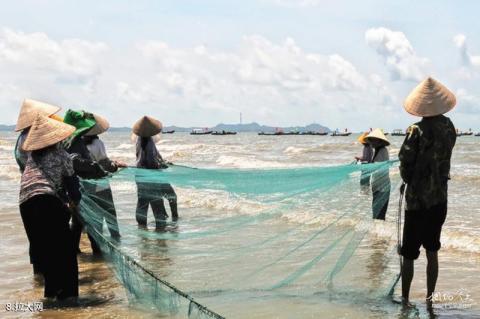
1, 122, 331, 133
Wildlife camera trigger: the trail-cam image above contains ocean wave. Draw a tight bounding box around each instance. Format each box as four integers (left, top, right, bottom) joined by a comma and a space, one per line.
0, 165, 20, 182
216, 155, 295, 168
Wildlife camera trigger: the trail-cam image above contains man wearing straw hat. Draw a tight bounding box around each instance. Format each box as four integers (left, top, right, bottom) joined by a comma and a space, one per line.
398, 77, 457, 309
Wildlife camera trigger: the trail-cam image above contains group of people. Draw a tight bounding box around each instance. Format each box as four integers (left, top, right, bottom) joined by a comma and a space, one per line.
14, 76, 456, 310
358, 77, 457, 310
14, 101, 177, 302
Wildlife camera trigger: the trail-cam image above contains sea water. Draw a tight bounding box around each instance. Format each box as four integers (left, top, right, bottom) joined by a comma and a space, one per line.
0, 132, 479, 318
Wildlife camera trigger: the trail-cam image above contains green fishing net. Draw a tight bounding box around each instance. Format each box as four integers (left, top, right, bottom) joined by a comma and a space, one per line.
78, 161, 401, 318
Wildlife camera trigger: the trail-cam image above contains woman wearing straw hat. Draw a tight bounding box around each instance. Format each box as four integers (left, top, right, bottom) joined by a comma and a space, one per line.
133, 116, 178, 230
14, 99, 62, 174
398, 77, 457, 309
14, 99, 62, 275
355, 132, 374, 187
365, 128, 391, 220
63, 110, 108, 254
19, 114, 80, 300
83, 113, 126, 239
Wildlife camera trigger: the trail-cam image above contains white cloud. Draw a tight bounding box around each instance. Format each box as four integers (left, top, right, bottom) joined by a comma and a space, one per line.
0, 28, 108, 78
456, 88, 480, 114
453, 34, 480, 67
365, 27, 429, 82
0, 27, 397, 129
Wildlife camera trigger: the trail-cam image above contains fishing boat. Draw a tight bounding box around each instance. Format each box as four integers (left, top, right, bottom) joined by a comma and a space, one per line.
457, 129, 473, 137
212, 130, 237, 135
331, 129, 351, 136
258, 131, 299, 136
300, 131, 328, 136
190, 128, 213, 135
163, 130, 175, 134
391, 129, 406, 136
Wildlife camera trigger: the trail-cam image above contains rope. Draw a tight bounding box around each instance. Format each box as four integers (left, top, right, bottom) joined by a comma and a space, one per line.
388, 183, 405, 297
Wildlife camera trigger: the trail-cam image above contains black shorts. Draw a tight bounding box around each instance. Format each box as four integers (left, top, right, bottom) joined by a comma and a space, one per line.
400, 202, 447, 260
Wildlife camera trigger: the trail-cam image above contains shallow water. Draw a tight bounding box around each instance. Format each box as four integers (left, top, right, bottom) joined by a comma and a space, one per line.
0, 132, 479, 318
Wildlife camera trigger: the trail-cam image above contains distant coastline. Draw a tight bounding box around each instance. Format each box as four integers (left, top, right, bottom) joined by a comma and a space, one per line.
0, 122, 331, 133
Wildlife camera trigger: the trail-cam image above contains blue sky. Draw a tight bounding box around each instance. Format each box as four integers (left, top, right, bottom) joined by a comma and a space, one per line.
1, 0, 480, 130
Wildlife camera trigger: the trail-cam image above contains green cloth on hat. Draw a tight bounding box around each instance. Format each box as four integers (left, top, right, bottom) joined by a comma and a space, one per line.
63, 109, 96, 138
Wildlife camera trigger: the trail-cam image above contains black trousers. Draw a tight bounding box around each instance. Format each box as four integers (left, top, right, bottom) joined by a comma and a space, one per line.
372, 190, 390, 220
136, 182, 178, 228
19, 195, 78, 299
82, 184, 120, 238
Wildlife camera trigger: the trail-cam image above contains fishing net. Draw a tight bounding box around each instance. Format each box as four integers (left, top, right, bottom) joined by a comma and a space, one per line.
78, 161, 401, 318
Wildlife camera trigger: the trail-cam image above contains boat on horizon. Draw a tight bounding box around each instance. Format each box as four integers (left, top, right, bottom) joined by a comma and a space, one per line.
212, 130, 237, 135
457, 129, 473, 137
391, 129, 406, 136
163, 130, 175, 134
190, 128, 213, 135
331, 129, 351, 137
300, 131, 328, 136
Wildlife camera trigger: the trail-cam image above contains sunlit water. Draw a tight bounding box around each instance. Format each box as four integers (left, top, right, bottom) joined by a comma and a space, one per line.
0, 132, 479, 318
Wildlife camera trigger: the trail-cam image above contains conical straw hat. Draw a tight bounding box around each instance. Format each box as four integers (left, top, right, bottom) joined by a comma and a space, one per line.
365, 128, 390, 146
357, 132, 369, 144
132, 116, 162, 137
22, 114, 75, 151
404, 77, 456, 117
15, 99, 61, 132
85, 113, 110, 136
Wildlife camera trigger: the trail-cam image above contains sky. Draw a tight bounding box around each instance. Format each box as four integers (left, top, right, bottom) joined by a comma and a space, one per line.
1, 0, 480, 130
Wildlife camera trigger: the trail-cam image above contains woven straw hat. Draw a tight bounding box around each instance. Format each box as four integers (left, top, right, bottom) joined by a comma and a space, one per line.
22, 114, 75, 151
15, 99, 61, 132
365, 128, 390, 146
85, 113, 110, 136
133, 116, 162, 137
357, 132, 369, 145
404, 77, 456, 117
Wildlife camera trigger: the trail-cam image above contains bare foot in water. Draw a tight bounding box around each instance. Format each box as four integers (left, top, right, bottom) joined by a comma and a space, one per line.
401, 297, 415, 309
426, 296, 433, 311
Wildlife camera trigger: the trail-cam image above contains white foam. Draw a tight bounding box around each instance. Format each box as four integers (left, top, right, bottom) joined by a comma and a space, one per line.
216, 155, 292, 169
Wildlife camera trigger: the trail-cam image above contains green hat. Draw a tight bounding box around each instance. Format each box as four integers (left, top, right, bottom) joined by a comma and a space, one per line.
63, 109, 96, 138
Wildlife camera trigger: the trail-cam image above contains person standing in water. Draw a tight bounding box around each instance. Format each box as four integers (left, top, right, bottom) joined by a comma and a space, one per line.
83, 113, 126, 239
63, 110, 108, 254
365, 129, 390, 220
19, 115, 80, 300
133, 116, 178, 230
355, 132, 373, 187
14, 99, 62, 275
398, 77, 456, 310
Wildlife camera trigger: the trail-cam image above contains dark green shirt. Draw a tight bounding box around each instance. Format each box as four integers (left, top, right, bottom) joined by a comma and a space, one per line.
398, 115, 456, 210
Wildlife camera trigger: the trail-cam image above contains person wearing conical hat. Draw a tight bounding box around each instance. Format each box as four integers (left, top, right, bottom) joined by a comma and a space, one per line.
133, 116, 178, 229
14, 99, 61, 174
63, 109, 108, 254
19, 114, 80, 299
365, 128, 391, 220
355, 132, 374, 187
83, 113, 125, 239
398, 77, 457, 309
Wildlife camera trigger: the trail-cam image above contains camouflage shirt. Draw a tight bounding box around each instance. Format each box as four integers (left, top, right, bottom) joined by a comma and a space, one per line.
398, 115, 456, 210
